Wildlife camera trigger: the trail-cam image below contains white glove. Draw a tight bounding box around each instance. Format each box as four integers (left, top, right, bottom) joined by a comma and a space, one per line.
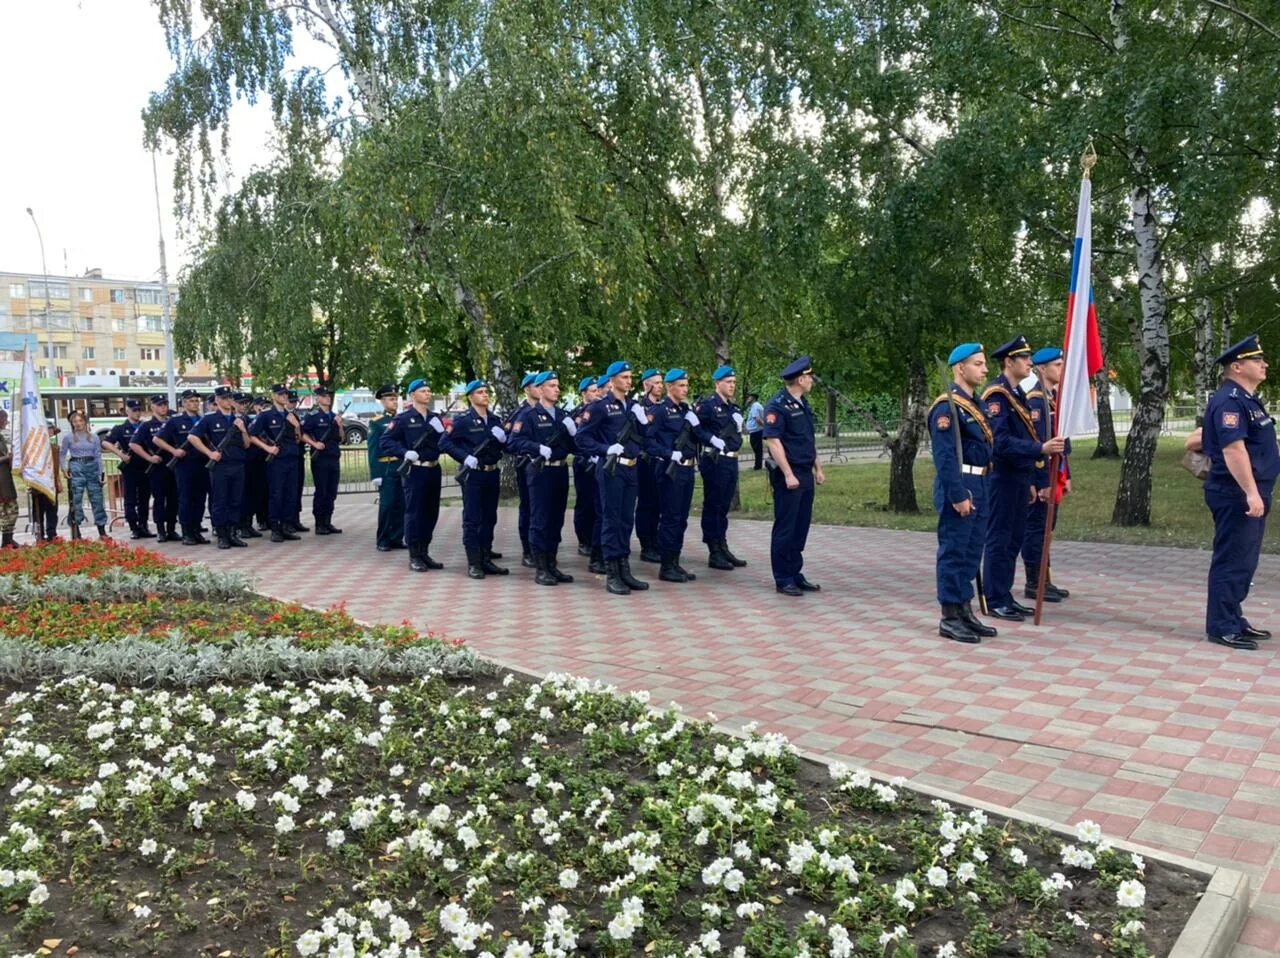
404, 449, 420, 462
372, 477, 383, 489
631, 404, 648, 425
710, 436, 726, 451
561, 417, 577, 436
490, 425, 506, 442
428, 416, 445, 434
671, 450, 684, 463
464, 455, 479, 470
590, 456, 599, 464
684, 410, 700, 426
732, 412, 744, 430
539, 444, 552, 460
606, 443, 624, 457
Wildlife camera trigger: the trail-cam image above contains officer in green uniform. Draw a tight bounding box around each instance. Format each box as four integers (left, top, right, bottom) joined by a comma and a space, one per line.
367, 384, 405, 552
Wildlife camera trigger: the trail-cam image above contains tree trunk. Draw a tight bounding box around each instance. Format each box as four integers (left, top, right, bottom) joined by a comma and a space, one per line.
452, 275, 519, 497
1091, 260, 1119, 458
1112, 161, 1170, 527
1192, 248, 1216, 411
886, 360, 927, 514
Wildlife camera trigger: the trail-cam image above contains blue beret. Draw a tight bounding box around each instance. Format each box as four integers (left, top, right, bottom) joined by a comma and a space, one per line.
596, 374, 610, 388
124, 399, 141, 410
520, 373, 538, 389
407, 378, 429, 394
605, 360, 631, 378
1031, 347, 1063, 365
374, 383, 398, 399
991, 336, 1031, 362
712, 365, 735, 381
213, 385, 233, 398
1216, 334, 1264, 366
640, 368, 660, 381
463, 379, 486, 395
780, 356, 813, 380
270, 383, 288, 395
533, 371, 558, 386
181, 388, 201, 400
578, 376, 595, 393
947, 343, 983, 366
149, 394, 168, 405
664, 368, 688, 384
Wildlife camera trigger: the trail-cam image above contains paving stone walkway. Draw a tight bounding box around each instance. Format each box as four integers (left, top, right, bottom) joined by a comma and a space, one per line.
150, 493, 1280, 956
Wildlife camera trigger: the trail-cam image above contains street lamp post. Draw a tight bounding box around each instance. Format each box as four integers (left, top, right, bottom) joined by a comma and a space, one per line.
24, 208, 55, 384
151, 152, 177, 406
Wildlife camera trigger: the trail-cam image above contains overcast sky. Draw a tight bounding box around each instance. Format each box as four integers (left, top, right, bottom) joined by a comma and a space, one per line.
0, 0, 283, 284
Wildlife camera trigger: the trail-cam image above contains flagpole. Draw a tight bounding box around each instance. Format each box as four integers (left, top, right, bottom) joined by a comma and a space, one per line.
1034, 143, 1096, 626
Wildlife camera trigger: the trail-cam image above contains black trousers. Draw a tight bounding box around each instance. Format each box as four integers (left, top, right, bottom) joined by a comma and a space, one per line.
750, 432, 764, 469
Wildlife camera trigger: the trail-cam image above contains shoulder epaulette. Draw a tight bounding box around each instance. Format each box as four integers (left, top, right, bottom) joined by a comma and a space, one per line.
930, 392, 993, 445
981, 383, 1037, 439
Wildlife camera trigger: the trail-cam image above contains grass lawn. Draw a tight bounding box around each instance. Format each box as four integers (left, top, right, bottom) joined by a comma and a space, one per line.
731, 437, 1280, 553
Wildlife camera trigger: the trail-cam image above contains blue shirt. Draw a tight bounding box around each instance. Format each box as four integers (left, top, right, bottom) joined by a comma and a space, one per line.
745, 400, 765, 434
1202, 379, 1280, 493
131, 416, 168, 463
440, 407, 506, 464
761, 389, 816, 467
105, 419, 145, 471
157, 412, 207, 464
249, 408, 301, 460
191, 411, 248, 464
928, 385, 993, 511
61, 431, 102, 471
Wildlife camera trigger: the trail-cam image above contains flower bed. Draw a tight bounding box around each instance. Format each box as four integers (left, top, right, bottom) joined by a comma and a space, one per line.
0, 540, 171, 580
0, 542, 1207, 957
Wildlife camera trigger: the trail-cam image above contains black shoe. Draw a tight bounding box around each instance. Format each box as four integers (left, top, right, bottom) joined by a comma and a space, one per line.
987, 605, 1025, 621
639, 544, 661, 564
137, 525, 156, 538
547, 554, 573, 583
960, 602, 998, 638
940, 607, 981, 643
489, 550, 502, 559
1045, 577, 1070, 598
1207, 633, 1258, 650
377, 543, 392, 552
217, 526, 232, 550
672, 554, 696, 581
776, 582, 804, 596
315, 524, 331, 536
1241, 626, 1272, 640
588, 547, 606, 575
605, 559, 631, 595
181, 534, 201, 546
391, 540, 407, 550
577, 543, 592, 557
535, 554, 559, 586
619, 558, 649, 591
328, 523, 343, 534
467, 547, 486, 580
194, 533, 211, 545
270, 523, 286, 543
659, 555, 687, 583
422, 552, 443, 570
522, 552, 536, 568
720, 540, 747, 567
1008, 599, 1034, 615
707, 545, 735, 571
240, 523, 263, 539
290, 520, 310, 533
795, 574, 820, 592
1023, 586, 1062, 603
482, 550, 509, 576
279, 523, 300, 541
409, 544, 429, 572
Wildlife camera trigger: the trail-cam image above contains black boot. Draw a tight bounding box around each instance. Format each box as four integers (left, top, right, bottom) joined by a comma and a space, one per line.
181, 525, 201, 545
97, 524, 110, 540
315, 520, 331, 536
194, 528, 211, 544
577, 542, 592, 557
409, 543, 429, 572
421, 547, 443, 570
961, 601, 998, 638
605, 558, 631, 595
619, 557, 650, 591
278, 521, 300, 541
521, 536, 534, 568
1023, 565, 1063, 602
1045, 567, 1069, 598
227, 524, 247, 548
588, 546, 606, 575
325, 521, 342, 534
270, 522, 286, 543
639, 539, 661, 564
672, 553, 696, 581
548, 552, 573, 583
940, 604, 981, 644
129, 523, 143, 540
166, 523, 179, 542
535, 553, 559, 586
707, 541, 735, 571
240, 521, 263, 539
659, 554, 687, 583
217, 525, 232, 550
482, 549, 509, 576
136, 523, 156, 539
720, 539, 747, 568
467, 546, 486, 579
290, 518, 311, 533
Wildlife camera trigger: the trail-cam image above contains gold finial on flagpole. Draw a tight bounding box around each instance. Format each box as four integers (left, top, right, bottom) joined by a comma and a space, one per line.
1081, 140, 1098, 179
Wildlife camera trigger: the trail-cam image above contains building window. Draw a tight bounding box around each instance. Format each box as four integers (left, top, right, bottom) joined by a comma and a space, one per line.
0, 305, 8, 330
30, 280, 70, 300
78, 316, 94, 331
109, 289, 127, 304
8, 284, 25, 298
137, 316, 164, 333
46, 346, 69, 359
82, 347, 96, 360
112, 347, 127, 361
140, 347, 164, 361
135, 287, 168, 306
79, 288, 94, 303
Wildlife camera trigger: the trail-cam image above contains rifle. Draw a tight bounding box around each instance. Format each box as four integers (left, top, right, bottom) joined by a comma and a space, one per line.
163, 433, 192, 471
311, 401, 352, 453
526, 409, 575, 476
702, 417, 741, 461
263, 411, 300, 464
456, 436, 495, 484
605, 409, 642, 477
396, 413, 442, 478
935, 357, 985, 614
204, 415, 246, 470
665, 420, 696, 478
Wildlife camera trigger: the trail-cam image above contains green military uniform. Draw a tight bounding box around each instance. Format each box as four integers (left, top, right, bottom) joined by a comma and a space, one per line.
368, 385, 406, 551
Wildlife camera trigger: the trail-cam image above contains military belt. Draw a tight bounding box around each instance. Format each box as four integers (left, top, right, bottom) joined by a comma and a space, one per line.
704, 450, 738, 459
960, 464, 988, 476
378, 455, 397, 463
409, 459, 440, 468
616, 457, 637, 467
542, 460, 568, 467
477, 464, 499, 471
668, 458, 695, 468
1035, 459, 1045, 469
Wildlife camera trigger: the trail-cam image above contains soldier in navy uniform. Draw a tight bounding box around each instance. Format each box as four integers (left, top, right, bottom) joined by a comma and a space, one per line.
585, 373, 611, 575
249, 384, 304, 543
646, 368, 722, 583
507, 373, 542, 568
368, 384, 405, 552
570, 375, 600, 557
301, 386, 345, 535
130, 394, 179, 541
286, 389, 309, 532
634, 368, 665, 563
575, 361, 651, 595
1194, 335, 1278, 651
929, 344, 999, 643
236, 395, 268, 540
1022, 347, 1071, 602
980, 336, 1065, 619
440, 379, 510, 579
187, 385, 252, 549
154, 389, 209, 545
762, 356, 825, 596
696, 365, 747, 571
379, 378, 447, 572
103, 399, 153, 539
509, 371, 578, 585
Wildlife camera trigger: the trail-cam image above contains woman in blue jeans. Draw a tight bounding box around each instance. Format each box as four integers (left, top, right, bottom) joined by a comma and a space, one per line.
62, 410, 110, 539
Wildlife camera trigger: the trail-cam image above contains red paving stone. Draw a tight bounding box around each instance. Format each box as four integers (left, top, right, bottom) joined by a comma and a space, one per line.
136, 495, 1280, 956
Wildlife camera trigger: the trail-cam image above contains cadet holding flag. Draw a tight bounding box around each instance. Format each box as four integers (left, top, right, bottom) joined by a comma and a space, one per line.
1022, 347, 1071, 602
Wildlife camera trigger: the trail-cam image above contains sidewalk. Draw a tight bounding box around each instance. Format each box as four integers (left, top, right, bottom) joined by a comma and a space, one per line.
151, 493, 1280, 956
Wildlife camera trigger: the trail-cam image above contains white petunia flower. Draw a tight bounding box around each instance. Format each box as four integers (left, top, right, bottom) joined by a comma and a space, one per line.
558, 868, 579, 890
1074, 819, 1102, 844
1116, 879, 1146, 909
138, 838, 158, 857
926, 866, 948, 888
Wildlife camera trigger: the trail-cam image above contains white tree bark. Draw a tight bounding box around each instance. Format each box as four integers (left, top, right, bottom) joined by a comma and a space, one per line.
1193, 248, 1216, 411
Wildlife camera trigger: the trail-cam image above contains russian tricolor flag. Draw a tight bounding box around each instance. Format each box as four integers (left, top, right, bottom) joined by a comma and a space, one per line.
1058, 174, 1106, 439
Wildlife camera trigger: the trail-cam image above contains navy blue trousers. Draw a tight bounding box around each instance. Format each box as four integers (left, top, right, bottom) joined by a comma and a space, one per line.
149, 467, 178, 530
241, 459, 268, 527
460, 469, 500, 550
376, 470, 405, 549
635, 457, 659, 546
656, 462, 695, 554
597, 461, 638, 560
267, 457, 300, 524
403, 463, 441, 548
983, 469, 1031, 607
175, 461, 209, 531
699, 455, 738, 544
572, 458, 597, 547
936, 479, 989, 605
1021, 497, 1060, 577
516, 462, 531, 546
529, 465, 569, 555
770, 465, 814, 586
311, 456, 339, 523
208, 461, 245, 527
121, 467, 150, 529
1205, 482, 1272, 636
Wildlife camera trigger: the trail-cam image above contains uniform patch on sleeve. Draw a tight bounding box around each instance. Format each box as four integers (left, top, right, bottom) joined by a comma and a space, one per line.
936, 415, 950, 431
445, 422, 453, 433
986, 401, 1001, 416
513, 421, 522, 432
386, 421, 395, 431
1030, 409, 1041, 421
765, 412, 777, 424
1222, 411, 1239, 428
582, 411, 590, 421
